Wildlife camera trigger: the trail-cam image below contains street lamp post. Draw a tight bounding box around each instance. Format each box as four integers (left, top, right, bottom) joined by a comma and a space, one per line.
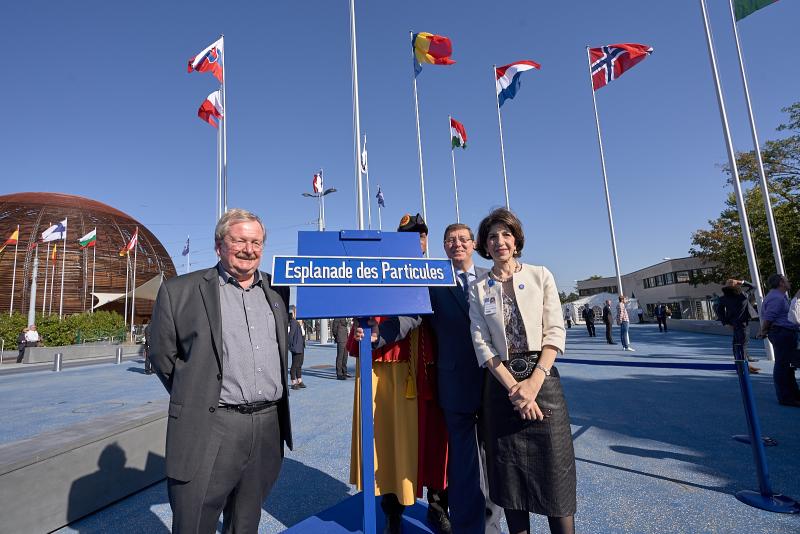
302, 187, 337, 343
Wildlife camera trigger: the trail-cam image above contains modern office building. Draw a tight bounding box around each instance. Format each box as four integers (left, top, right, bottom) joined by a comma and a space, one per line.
576, 257, 721, 320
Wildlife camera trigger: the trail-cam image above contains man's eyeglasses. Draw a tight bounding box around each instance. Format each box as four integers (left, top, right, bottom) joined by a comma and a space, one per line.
226, 239, 264, 251
444, 237, 473, 246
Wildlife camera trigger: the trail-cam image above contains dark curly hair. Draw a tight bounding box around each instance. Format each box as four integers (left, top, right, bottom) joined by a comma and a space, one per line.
475, 208, 524, 260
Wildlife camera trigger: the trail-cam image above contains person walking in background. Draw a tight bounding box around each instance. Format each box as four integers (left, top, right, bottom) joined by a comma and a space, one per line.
617, 296, 634, 351
288, 309, 306, 390
564, 311, 572, 329
636, 305, 644, 324
331, 317, 351, 380
758, 274, 800, 407
654, 303, 669, 332
581, 305, 596, 337
469, 208, 576, 534
16, 327, 27, 363
716, 279, 760, 374
602, 300, 615, 345
24, 324, 41, 347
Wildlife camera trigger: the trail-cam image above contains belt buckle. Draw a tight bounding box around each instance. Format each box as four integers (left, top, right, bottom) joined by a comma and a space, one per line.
508, 355, 535, 380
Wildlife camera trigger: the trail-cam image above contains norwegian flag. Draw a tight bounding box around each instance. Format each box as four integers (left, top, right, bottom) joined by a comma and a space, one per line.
589, 44, 653, 91
312, 173, 323, 193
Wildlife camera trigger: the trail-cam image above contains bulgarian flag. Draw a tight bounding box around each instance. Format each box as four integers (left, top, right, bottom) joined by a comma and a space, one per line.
78, 228, 97, 249
450, 117, 467, 149
735, 0, 778, 20
0, 228, 19, 254
119, 228, 138, 256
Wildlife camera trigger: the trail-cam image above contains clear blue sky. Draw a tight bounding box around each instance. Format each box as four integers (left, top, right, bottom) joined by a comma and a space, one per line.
4, 1, 798, 293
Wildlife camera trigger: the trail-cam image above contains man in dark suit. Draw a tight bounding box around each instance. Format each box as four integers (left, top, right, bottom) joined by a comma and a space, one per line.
428, 223, 501, 534
602, 299, 616, 344
149, 209, 292, 534
582, 305, 596, 337
331, 317, 350, 380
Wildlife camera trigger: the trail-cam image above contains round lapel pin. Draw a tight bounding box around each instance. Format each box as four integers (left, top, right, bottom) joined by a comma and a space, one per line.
519, 284, 525, 290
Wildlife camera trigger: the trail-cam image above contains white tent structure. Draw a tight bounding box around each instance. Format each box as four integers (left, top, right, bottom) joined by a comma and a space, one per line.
91, 273, 164, 310
564, 292, 640, 325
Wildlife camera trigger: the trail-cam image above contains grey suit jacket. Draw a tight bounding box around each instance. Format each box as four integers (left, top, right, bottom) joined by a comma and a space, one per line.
149, 266, 292, 482
428, 266, 488, 414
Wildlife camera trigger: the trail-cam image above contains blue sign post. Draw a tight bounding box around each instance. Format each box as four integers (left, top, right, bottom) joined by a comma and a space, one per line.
274, 230, 455, 534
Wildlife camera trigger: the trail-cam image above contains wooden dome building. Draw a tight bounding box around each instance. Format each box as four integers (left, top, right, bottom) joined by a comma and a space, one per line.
0, 192, 177, 320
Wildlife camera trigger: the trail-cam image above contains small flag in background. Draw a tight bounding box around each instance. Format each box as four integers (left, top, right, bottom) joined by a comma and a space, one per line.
198, 90, 224, 127
589, 44, 653, 91
51, 243, 58, 265
496, 60, 541, 107
360, 139, 368, 174
78, 229, 97, 249
376, 187, 385, 208
188, 37, 224, 82
312, 173, 323, 194
412, 32, 455, 76
182, 238, 190, 257
450, 117, 467, 149
41, 219, 67, 242
119, 228, 139, 257
0, 228, 19, 254
735, 0, 778, 20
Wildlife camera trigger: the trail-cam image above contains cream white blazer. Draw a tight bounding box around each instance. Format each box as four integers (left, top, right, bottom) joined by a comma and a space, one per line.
469, 263, 566, 367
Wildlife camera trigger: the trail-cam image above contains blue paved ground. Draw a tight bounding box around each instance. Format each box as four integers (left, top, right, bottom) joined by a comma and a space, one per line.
4, 325, 798, 533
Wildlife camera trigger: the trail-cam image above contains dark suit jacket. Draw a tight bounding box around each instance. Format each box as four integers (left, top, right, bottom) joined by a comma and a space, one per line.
582, 307, 595, 324
149, 266, 292, 482
331, 318, 349, 343
427, 267, 488, 414
602, 305, 613, 325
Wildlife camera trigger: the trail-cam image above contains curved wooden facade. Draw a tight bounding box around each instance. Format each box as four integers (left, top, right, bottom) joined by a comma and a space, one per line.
0, 192, 177, 320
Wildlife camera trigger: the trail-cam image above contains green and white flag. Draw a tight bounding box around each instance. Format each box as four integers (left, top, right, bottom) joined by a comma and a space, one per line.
735, 0, 778, 20
450, 117, 467, 149
78, 228, 97, 249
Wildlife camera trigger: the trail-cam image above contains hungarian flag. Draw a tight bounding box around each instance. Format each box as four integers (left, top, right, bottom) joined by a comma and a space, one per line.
198, 90, 224, 127
735, 0, 778, 20
78, 228, 97, 249
450, 117, 467, 149
119, 228, 138, 257
589, 44, 653, 91
496, 60, 541, 107
188, 37, 224, 82
0, 228, 18, 254
312, 173, 323, 194
41, 219, 67, 242
412, 32, 455, 76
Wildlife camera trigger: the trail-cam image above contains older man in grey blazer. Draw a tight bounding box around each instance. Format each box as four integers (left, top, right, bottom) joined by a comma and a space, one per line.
149, 209, 292, 533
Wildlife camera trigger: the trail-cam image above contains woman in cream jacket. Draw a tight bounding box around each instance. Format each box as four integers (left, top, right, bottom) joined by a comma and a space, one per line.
469, 208, 576, 534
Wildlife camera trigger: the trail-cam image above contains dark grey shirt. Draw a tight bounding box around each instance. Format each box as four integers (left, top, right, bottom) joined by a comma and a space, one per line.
217, 264, 282, 404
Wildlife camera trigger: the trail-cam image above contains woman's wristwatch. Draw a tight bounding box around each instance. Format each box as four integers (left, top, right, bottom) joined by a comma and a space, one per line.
534, 363, 551, 376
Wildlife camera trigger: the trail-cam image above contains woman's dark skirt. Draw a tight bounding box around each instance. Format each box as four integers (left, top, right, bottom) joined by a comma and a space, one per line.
480, 366, 577, 516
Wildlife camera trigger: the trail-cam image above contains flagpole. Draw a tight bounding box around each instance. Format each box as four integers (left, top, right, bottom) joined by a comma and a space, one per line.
217, 111, 223, 220
363, 134, 372, 229
220, 35, 228, 214
43, 242, 50, 314
58, 219, 67, 319
448, 116, 461, 223
49, 245, 56, 315
9, 225, 19, 315
586, 47, 624, 297
350, 0, 364, 229
377, 196, 383, 231
411, 33, 428, 225
186, 235, 190, 274
494, 66, 511, 209
727, 0, 784, 275
130, 228, 138, 342
91, 233, 96, 314
123, 252, 130, 332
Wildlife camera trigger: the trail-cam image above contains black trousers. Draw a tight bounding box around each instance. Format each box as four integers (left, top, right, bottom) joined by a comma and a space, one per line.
290, 351, 304, 380
442, 409, 488, 534
585, 322, 595, 337
604, 321, 613, 343
768, 327, 800, 404
168, 406, 283, 533
336, 342, 348, 378
657, 317, 668, 331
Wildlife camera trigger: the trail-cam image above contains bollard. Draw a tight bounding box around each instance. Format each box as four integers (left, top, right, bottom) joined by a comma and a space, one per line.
115, 347, 123, 364
53, 353, 63, 372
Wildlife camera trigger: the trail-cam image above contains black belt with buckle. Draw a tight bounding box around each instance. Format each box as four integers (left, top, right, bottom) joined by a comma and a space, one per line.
219, 400, 279, 414
504, 352, 540, 380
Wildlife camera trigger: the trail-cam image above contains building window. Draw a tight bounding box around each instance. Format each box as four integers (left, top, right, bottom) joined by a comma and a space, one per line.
676, 271, 690, 283
665, 272, 675, 284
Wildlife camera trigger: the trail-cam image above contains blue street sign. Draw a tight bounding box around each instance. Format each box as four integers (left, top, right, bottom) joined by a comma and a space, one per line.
272, 255, 455, 287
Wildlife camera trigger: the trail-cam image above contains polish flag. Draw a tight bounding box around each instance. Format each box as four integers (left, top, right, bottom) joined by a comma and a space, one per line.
198, 91, 224, 127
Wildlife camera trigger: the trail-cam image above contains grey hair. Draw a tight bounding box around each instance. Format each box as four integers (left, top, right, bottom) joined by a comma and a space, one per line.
214, 208, 266, 245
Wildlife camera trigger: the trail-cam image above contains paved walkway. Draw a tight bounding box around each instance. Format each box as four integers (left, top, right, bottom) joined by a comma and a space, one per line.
3, 325, 797, 533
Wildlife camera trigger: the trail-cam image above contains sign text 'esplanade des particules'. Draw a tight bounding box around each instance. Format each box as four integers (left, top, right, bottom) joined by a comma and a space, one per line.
271, 256, 456, 287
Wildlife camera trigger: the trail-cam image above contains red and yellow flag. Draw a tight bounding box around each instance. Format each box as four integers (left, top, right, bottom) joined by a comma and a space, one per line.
412, 32, 455, 76
51, 243, 58, 265
0, 228, 19, 254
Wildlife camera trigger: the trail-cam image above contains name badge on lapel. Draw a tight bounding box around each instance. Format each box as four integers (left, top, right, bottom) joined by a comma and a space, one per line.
484, 295, 498, 315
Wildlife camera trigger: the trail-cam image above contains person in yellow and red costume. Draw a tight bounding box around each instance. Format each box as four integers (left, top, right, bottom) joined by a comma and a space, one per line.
349, 213, 451, 534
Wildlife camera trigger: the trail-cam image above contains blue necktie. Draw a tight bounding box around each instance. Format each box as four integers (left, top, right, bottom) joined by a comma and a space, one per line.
459, 272, 470, 302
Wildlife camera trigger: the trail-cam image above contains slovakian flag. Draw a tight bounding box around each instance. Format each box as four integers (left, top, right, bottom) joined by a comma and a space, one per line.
78, 228, 97, 249
188, 37, 224, 82
735, 0, 778, 20
496, 60, 541, 107
450, 117, 467, 149
198, 90, 224, 127
119, 228, 138, 257
376, 187, 385, 208
589, 44, 653, 91
312, 173, 323, 193
41, 219, 67, 242
412, 32, 455, 76
0, 228, 19, 254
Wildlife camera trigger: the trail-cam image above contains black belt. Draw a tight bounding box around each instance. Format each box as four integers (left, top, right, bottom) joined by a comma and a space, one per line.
219, 400, 279, 414
504, 351, 540, 380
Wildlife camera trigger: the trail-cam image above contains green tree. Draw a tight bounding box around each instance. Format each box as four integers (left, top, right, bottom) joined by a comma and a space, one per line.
691, 102, 800, 287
